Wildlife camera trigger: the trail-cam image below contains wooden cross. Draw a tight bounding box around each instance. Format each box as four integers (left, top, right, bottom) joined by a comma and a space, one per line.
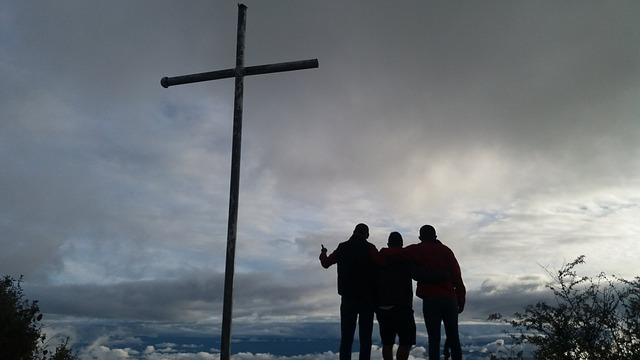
160, 4, 318, 359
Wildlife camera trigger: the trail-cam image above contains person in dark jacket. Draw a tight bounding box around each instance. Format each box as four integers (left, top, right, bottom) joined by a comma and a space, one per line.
376, 232, 416, 360
320, 223, 379, 360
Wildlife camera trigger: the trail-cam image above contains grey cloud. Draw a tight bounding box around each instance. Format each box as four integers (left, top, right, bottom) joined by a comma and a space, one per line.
463, 275, 553, 321
33, 272, 224, 321
241, 0, 640, 218
32, 266, 333, 322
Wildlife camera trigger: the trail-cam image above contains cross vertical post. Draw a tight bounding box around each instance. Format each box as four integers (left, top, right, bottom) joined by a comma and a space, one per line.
220, 4, 246, 360
160, 4, 318, 360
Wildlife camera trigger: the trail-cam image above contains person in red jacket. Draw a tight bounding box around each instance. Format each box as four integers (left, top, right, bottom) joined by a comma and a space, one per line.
320, 223, 379, 360
387, 225, 466, 360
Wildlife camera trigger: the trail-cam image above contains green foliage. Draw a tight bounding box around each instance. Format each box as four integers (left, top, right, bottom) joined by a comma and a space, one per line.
0, 275, 44, 359
49, 337, 78, 360
492, 256, 640, 360
0, 275, 78, 360
486, 338, 526, 360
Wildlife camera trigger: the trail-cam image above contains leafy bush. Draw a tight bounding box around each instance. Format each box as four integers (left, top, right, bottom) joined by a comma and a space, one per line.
489, 256, 640, 360
0, 275, 78, 360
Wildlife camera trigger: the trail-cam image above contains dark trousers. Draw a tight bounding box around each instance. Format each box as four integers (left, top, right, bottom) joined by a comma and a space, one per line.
340, 295, 375, 360
422, 297, 462, 360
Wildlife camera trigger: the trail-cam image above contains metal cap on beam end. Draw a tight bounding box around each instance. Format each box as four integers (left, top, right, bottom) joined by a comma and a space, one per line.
161, 77, 170, 88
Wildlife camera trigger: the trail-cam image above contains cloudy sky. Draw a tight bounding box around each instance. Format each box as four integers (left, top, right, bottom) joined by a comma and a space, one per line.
2, 0, 639, 358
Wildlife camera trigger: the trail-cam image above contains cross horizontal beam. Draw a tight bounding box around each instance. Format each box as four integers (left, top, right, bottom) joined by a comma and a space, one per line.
161, 58, 318, 88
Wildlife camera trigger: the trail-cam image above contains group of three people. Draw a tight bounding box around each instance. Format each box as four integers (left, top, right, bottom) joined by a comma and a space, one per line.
320, 223, 466, 360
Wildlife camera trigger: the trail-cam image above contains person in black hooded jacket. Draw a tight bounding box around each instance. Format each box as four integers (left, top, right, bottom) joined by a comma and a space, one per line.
320, 223, 379, 360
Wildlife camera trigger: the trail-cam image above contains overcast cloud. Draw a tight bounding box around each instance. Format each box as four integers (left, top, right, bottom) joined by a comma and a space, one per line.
1, 0, 639, 357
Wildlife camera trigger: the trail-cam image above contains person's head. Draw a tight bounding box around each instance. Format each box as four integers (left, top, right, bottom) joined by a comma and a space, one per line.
353, 223, 369, 239
418, 225, 437, 241
387, 232, 403, 248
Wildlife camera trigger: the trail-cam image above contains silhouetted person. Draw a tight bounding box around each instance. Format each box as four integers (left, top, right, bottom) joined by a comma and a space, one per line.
376, 232, 415, 360
320, 223, 379, 360
385, 225, 466, 360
